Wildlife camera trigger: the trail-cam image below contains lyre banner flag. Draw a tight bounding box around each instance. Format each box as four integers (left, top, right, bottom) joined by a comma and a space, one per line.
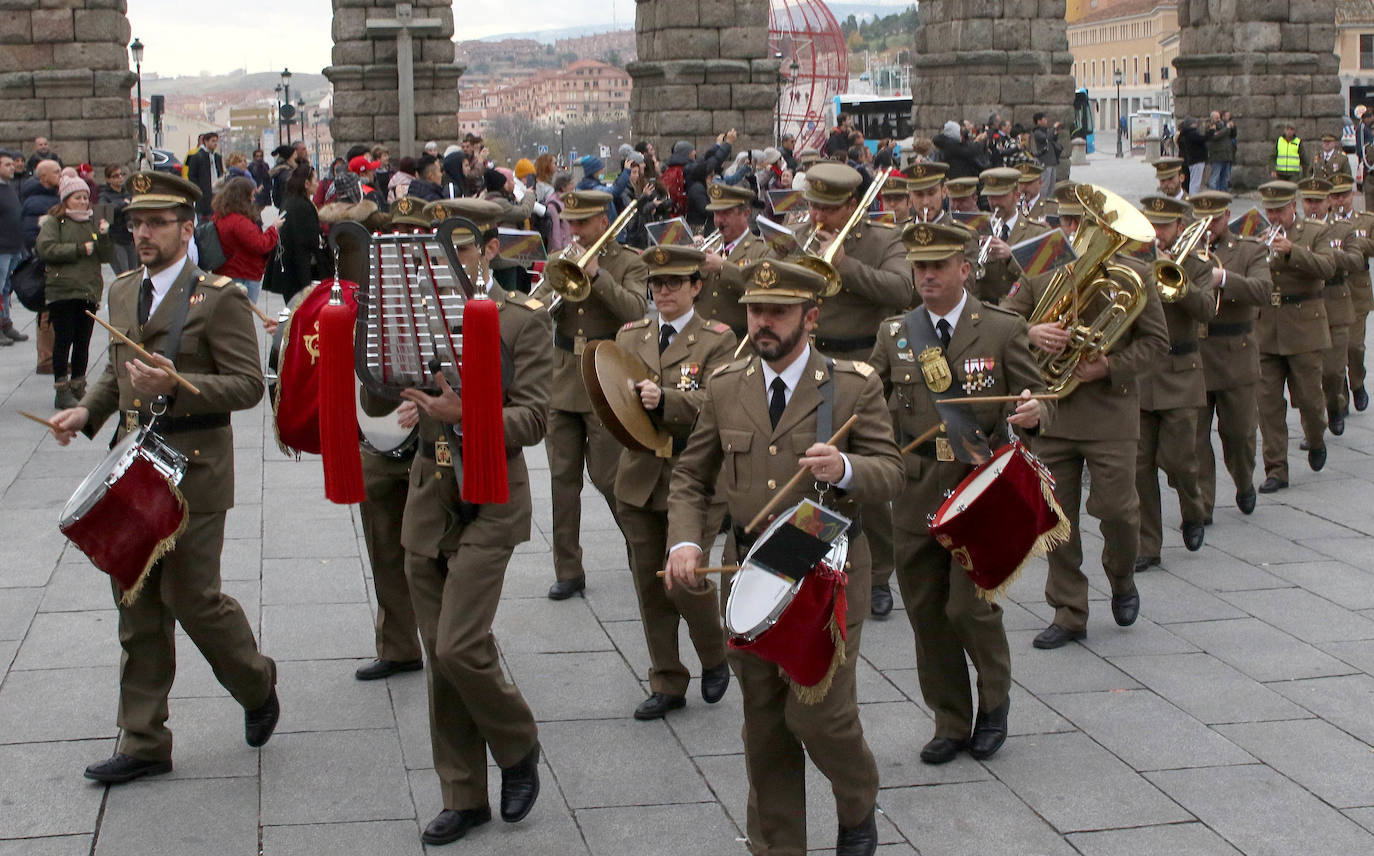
952, 211, 993, 236
1124, 240, 1158, 262
756, 216, 804, 256
497, 229, 547, 266
768, 188, 805, 214
869, 210, 896, 225
646, 217, 694, 246
1229, 208, 1271, 237
1010, 228, 1078, 276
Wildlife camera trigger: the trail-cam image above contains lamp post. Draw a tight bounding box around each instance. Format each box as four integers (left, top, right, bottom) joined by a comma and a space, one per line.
774, 51, 785, 144
1114, 67, 1124, 158
558, 119, 565, 164
274, 84, 283, 143
131, 38, 145, 167
280, 68, 293, 145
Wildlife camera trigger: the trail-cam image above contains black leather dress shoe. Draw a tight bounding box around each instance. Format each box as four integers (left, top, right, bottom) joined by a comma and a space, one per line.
1309, 444, 1327, 472
633, 692, 686, 720
1132, 555, 1160, 573
354, 658, 423, 681
1330, 408, 1346, 436
1181, 521, 1205, 552
1259, 477, 1287, 494
968, 698, 1010, 761
245, 687, 280, 748
422, 807, 492, 845
83, 753, 172, 784
1237, 487, 1257, 515
919, 736, 966, 765
701, 662, 730, 704
870, 584, 893, 618
500, 744, 540, 823
1032, 624, 1085, 649
1355, 385, 1369, 412
1111, 588, 1141, 627
547, 576, 585, 600
835, 810, 879, 856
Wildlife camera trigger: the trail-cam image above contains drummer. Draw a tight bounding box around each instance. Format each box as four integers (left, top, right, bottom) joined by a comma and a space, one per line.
612, 245, 737, 721
49, 171, 279, 783
868, 221, 1051, 765
662, 259, 902, 856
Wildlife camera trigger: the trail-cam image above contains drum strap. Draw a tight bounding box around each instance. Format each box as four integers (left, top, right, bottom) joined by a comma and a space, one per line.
146, 271, 199, 416
816, 356, 834, 444
902, 307, 990, 465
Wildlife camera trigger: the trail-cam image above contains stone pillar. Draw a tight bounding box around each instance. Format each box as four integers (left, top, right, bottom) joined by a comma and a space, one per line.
910, 0, 1076, 135
629, 0, 778, 154
0, 0, 137, 168
324, 0, 463, 157
1172, 0, 1343, 191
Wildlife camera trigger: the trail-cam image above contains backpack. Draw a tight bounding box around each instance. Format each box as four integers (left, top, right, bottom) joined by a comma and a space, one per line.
194, 219, 227, 272
660, 164, 688, 218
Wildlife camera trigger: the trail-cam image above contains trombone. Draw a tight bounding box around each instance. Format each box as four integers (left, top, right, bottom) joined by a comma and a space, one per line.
795, 167, 892, 297
1153, 215, 1211, 302
544, 197, 643, 305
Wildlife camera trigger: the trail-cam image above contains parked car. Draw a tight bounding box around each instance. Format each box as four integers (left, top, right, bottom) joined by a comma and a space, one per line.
150, 148, 183, 175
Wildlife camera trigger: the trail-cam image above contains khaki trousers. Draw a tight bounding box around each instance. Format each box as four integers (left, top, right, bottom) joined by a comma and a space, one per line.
115, 511, 273, 760
359, 452, 421, 662
617, 501, 726, 696
1196, 386, 1259, 516
861, 500, 895, 589
1038, 437, 1140, 633
547, 408, 625, 581
1350, 310, 1368, 392
405, 542, 538, 810
1258, 351, 1326, 482
1137, 407, 1205, 556
1323, 324, 1351, 412
735, 535, 877, 856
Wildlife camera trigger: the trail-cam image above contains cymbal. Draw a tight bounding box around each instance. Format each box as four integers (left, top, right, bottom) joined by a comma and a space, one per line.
581, 340, 673, 458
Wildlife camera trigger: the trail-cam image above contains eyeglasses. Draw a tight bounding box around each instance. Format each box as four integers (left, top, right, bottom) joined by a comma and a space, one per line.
649, 277, 692, 292
127, 217, 182, 233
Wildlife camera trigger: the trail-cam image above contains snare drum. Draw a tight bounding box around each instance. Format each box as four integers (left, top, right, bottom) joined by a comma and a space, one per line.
59, 427, 190, 603
727, 533, 849, 641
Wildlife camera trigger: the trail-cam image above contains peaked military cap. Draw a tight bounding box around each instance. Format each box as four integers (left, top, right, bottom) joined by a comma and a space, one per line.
125, 171, 201, 211
1258, 181, 1299, 208
643, 244, 705, 277
979, 167, 1021, 196
1330, 174, 1356, 193
901, 221, 969, 262
1139, 194, 1191, 224
389, 194, 432, 229
1297, 177, 1333, 199
1015, 161, 1046, 183
1188, 190, 1232, 217
1052, 181, 1084, 217
706, 182, 755, 211
560, 189, 613, 221
738, 259, 828, 305
904, 161, 948, 191
945, 177, 979, 199
430, 198, 502, 246
803, 162, 863, 205
1151, 157, 1185, 180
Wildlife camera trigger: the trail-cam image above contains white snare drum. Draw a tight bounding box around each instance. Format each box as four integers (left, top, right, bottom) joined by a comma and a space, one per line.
356, 380, 418, 458
726, 520, 850, 641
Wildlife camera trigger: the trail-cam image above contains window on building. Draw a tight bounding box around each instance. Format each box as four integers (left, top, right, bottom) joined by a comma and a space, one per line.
1362, 34, 1374, 69
1133, 56, 1138, 85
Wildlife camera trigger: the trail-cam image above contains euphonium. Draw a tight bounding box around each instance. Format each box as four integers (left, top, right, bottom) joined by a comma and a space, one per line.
794, 168, 892, 298
544, 198, 643, 303
1029, 184, 1156, 397
1152, 215, 1212, 303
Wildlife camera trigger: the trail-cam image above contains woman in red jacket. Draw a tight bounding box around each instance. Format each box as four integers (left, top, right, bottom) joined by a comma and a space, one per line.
212, 176, 283, 304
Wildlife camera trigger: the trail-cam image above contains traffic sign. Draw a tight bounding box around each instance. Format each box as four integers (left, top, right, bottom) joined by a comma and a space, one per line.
537, 144, 549, 154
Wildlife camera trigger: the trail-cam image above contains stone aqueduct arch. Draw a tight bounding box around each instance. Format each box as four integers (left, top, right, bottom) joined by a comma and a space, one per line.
0, 0, 1343, 193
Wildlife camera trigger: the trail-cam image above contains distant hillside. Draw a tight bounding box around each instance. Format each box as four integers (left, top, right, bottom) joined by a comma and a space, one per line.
140, 70, 330, 100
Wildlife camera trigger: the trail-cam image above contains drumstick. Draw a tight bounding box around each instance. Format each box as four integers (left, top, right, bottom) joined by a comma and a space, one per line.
744, 413, 860, 534
85, 311, 202, 396
18, 410, 64, 432
656, 565, 739, 578
899, 421, 946, 455
247, 302, 273, 324
938, 393, 1059, 406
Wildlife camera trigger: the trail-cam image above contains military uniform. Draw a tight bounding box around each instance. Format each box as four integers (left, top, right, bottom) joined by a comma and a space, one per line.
1347, 208, 1374, 409
358, 448, 422, 667
531, 190, 649, 588
976, 167, 1052, 303
1318, 209, 1365, 426
1135, 196, 1218, 563
612, 247, 736, 711
72, 173, 275, 770
666, 260, 903, 855
1190, 193, 1273, 518
697, 183, 769, 338
1254, 182, 1336, 486
869, 222, 1052, 757
402, 281, 551, 815
1003, 244, 1170, 640
1310, 136, 1353, 183
1016, 161, 1053, 222
1152, 157, 1190, 205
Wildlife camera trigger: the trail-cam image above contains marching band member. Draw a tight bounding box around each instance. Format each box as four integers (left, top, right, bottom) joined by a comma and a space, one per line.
664, 260, 902, 856
1307, 177, 1366, 437
879, 174, 912, 224
697, 183, 769, 340
1015, 162, 1051, 221
1328, 176, 1374, 414
1153, 157, 1188, 202
974, 166, 1051, 303
945, 177, 980, 213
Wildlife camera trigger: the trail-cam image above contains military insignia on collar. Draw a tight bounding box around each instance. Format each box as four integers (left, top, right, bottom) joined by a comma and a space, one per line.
1149, 198, 1167, 211
189, 291, 206, 306
651, 248, 668, 265
130, 173, 152, 194
754, 262, 777, 288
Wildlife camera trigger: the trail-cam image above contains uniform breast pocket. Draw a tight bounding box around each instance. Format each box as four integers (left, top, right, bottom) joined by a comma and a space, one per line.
1299, 303, 1327, 322
720, 428, 752, 492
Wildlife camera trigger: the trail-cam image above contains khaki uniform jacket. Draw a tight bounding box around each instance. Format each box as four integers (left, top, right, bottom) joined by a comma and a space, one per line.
81, 261, 264, 512
790, 221, 913, 347
1322, 217, 1363, 327
868, 299, 1053, 532
1349, 211, 1374, 313
533, 240, 648, 411
1139, 252, 1217, 411
400, 286, 553, 557
1257, 218, 1336, 355
612, 312, 738, 510
666, 348, 903, 553
1001, 255, 1170, 440
1311, 149, 1353, 183
1203, 236, 1272, 390
976, 213, 1051, 303
697, 231, 769, 336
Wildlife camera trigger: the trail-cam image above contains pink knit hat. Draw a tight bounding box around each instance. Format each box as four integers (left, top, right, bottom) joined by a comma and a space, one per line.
59, 175, 88, 201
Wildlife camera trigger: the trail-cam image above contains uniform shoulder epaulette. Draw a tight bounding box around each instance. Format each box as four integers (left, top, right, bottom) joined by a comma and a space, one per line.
620, 317, 652, 332
703, 321, 731, 335
198, 274, 232, 288
714, 356, 750, 377
522, 296, 545, 311
979, 302, 1021, 319
837, 359, 874, 378
114, 267, 142, 283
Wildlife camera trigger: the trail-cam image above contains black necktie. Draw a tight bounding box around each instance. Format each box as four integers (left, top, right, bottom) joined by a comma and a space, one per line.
138, 277, 154, 326
1000, 223, 1010, 241
768, 377, 787, 429
659, 323, 674, 354
936, 318, 952, 351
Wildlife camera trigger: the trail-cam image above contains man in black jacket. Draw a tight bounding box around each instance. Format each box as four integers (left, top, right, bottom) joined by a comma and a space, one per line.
0, 152, 27, 344
187, 132, 223, 219
20, 159, 60, 249
933, 120, 990, 179
685, 130, 734, 231
1177, 118, 1208, 195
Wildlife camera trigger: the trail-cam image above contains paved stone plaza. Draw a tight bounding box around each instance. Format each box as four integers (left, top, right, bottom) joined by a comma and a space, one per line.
2, 154, 1373, 855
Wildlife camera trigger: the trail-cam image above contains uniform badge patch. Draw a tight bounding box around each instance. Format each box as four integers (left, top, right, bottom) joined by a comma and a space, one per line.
677, 363, 701, 390
918, 346, 952, 393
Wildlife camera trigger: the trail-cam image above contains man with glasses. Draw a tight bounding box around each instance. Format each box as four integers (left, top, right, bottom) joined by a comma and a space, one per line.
613, 245, 736, 721
49, 171, 279, 784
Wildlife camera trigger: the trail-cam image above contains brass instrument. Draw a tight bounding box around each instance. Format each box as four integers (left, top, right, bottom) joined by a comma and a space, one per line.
1263, 224, 1287, 263
794, 168, 892, 298
1029, 184, 1156, 396
699, 230, 726, 254
1152, 215, 1212, 302
544, 198, 643, 303
975, 211, 1005, 279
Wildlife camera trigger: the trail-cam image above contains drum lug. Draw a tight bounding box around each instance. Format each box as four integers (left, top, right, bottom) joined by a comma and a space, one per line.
941, 489, 955, 499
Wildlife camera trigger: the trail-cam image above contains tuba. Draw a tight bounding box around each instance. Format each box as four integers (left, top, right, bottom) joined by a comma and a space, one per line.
543, 197, 644, 303
1030, 184, 1155, 397
1152, 215, 1212, 302
794, 167, 892, 298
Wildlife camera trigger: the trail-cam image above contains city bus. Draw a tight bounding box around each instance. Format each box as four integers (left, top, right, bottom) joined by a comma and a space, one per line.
826, 94, 916, 151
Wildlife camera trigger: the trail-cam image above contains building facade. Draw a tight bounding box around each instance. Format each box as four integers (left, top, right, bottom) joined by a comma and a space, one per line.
1066, 1, 1179, 138
460, 59, 632, 130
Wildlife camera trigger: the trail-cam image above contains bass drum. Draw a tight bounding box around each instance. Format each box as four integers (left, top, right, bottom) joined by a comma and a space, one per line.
356, 379, 418, 458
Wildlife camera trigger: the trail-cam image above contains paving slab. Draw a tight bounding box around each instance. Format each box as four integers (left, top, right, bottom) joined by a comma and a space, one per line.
0, 740, 106, 838
95, 776, 259, 856
1219, 587, 1374, 643
1167, 618, 1355, 683
578, 802, 742, 856
1066, 823, 1243, 856
1260, 560, 1374, 610
1217, 718, 1374, 809
261, 557, 368, 605
1128, 571, 1249, 624
0, 666, 117, 745
10, 609, 119, 671
39, 561, 120, 613
1106, 652, 1310, 724
0, 508, 69, 588
0, 587, 39, 641
504, 651, 646, 721
1004, 630, 1141, 695
262, 820, 424, 856
406, 763, 589, 856
860, 700, 989, 788
260, 602, 377, 661
0, 835, 93, 856
271, 658, 400, 734
160, 696, 261, 780
492, 597, 616, 654
261, 729, 413, 825
1270, 673, 1374, 744
539, 718, 713, 808
879, 779, 1077, 856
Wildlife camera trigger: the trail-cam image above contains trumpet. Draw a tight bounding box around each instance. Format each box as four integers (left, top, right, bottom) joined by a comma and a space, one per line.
1263, 224, 1287, 263
975, 211, 1005, 279
1153, 215, 1212, 302
794, 167, 892, 298
698, 231, 726, 254
544, 197, 643, 304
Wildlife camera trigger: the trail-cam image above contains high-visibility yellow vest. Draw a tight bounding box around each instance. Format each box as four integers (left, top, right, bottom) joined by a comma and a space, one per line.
1276, 136, 1302, 173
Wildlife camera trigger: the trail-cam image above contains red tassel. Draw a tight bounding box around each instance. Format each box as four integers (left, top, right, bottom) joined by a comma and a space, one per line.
460, 295, 508, 504
317, 280, 366, 504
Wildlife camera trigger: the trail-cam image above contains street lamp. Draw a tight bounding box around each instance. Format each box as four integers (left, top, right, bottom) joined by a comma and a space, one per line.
1113, 67, 1124, 158
558, 119, 565, 164
274, 84, 283, 143
280, 68, 293, 145
774, 51, 785, 144
130, 38, 145, 167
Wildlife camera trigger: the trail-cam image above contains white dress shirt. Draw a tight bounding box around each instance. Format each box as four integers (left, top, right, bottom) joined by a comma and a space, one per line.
926, 290, 968, 341
761, 344, 854, 490
657, 307, 694, 349
143, 254, 190, 319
